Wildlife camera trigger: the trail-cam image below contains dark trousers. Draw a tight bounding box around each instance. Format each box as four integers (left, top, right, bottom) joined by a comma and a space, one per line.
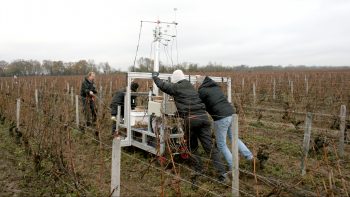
111, 106, 124, 134
82, 97, 97, 126
184, 114, 226, 176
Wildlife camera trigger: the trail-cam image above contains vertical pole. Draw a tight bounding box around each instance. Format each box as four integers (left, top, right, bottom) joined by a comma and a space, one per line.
16, 99, 20, 129
273, 79, 276, 100
110, 81, 113, 96
125, 75, 132, 146
99, 85, 103, 109
232, 114, 239, 197
291, 81, 294, 96
227, 77, 232, 103
35, 89, 39, 112
75, 95, 79, 127
71, 87, 74, 106
339, 105, 346, 158
301, 112, 312, 176
305, 76, 308, 95
153, 22, 160, 96
111, 136, 121, 197
241, 78, 244, 93
116, 106, 121, 133
67, 83, 70, 94
253, 83, 256, 105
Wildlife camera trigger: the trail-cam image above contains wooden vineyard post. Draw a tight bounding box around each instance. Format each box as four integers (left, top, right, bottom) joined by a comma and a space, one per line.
16, 98, 20, 129
301, 112, 312, 176
253, 83, 256, 106
290, 81, 294, 96
339, 105, 346, 158
231, 114, 239, 197
75, 95, 79, 127
111, 136, 121, 197
35, 89, 39, 112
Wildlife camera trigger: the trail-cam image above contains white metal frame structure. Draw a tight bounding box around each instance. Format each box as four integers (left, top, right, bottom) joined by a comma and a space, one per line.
118, 71, 232, 156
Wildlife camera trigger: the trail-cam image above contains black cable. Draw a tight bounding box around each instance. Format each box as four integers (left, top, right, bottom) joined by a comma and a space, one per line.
132, 21, 143, 72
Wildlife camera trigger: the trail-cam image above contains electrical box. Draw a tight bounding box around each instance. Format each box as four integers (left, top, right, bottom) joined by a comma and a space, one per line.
148, 101, 177, 117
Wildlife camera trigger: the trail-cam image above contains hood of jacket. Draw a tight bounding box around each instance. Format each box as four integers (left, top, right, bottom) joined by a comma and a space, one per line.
199, 76, 218, 89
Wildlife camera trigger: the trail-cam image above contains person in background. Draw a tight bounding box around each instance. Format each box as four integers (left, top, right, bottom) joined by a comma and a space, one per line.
152, 70, 229, 184
197, 75, 254, 170
110, 82, 139, 135
80, 72, 97, 127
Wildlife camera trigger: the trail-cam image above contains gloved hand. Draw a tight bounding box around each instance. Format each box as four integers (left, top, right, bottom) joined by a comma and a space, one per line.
89, 91, 94, 95
151, 72, 159, 78
111, 116, 117, 121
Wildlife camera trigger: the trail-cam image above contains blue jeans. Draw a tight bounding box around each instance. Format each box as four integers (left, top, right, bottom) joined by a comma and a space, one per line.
214, 116, 253, 169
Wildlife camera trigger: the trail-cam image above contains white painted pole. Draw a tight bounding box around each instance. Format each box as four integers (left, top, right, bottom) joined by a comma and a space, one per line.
305, 76, 308, 95
273, 79, 276, 100
228, 77, 232, 103
16, 99, 20, 129
99, 85, 103, 98
339, 105, 346, 158
110, 81, 113, 95
67, 83, 70, 94
153, 23, 160, 96
301, 112, 312, 176
232, 114, 239, 197
253, 83, 256, 105
116, 106, 121, 134
71, 87, 74, 106
99, 85, 103, 109
241, 78, 244, 92
291, 81, 294, 96
35, 89, 39, 112
111, 136, 121, 197
75, 95, 79, 127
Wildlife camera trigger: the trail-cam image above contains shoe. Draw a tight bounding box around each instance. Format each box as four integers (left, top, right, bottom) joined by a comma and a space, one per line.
190, 172, 199, 190
218, 173, 231, 186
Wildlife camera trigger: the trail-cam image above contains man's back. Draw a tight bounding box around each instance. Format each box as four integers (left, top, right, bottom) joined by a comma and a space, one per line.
198, 76, 234, 120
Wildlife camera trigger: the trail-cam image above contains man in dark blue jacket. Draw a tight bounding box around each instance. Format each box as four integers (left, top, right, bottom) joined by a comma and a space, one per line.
197, 75, 253, 170
110, 82, 139, 134
80, 72, 97, 127
152, 70, 228, 183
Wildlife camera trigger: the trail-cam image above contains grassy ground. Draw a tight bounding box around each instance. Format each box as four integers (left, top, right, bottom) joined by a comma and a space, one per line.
1, 115, 349, 196
0, 124, 76, 196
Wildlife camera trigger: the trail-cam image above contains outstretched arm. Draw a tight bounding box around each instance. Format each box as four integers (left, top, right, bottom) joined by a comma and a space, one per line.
153, 76, 176, 96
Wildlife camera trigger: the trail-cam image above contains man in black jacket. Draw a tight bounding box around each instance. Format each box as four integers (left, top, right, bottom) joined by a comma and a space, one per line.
152, 70, 228, 183
80, 72, 98, 127
197, 75, 253, 170
110, 82, 139, 134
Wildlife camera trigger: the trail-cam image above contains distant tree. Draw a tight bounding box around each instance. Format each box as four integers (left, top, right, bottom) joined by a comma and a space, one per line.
0, 60, 8, 76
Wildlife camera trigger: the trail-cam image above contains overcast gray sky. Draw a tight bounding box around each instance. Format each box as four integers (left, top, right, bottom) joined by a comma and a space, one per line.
1, 0, 350, 70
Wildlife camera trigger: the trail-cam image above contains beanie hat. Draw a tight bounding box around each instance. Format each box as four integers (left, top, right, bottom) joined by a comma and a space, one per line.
171, 70, 185, 83
131, 82, 139, 92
